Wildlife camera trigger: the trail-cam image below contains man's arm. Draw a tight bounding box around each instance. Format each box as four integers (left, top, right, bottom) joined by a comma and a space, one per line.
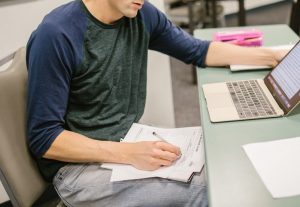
141, 2, 287, 68
44, 130, 181, 171
205, 41, 286, 67
141, 2, 210, 67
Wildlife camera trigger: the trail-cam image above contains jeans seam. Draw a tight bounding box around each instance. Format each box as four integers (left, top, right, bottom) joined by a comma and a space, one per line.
54, 183, 75, 207
57, 178, 206, 191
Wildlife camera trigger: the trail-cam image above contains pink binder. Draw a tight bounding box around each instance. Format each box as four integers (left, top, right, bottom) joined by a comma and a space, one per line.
213, 29, 263, 47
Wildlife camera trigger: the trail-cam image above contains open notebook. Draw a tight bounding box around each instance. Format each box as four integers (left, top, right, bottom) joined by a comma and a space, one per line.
101, 123, 205, 182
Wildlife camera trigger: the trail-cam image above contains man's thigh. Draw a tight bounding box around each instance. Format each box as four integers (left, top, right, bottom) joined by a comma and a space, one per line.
53, 163, 207, 207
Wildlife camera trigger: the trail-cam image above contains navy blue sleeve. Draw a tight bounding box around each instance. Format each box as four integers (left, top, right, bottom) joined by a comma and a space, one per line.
140, 2, 210, 67
26, 22, 75, 158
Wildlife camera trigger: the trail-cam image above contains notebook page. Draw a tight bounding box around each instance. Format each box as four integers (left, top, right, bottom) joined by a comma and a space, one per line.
243, 137, 300, 198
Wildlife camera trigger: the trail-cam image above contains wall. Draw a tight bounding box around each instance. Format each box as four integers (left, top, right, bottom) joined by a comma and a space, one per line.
0, 0, 72, 60
0, 0, 175, 203
222, 0, 287, 15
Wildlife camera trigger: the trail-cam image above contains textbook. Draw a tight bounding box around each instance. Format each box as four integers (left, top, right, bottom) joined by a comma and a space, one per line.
101, 123, 205, 182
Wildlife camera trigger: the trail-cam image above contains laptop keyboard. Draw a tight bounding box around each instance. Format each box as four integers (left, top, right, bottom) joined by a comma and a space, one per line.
226, 80, 277, 119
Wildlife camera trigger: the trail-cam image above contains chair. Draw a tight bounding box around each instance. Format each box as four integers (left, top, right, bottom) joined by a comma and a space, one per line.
290, 0, 300, 35
208, 0, 246, 27
0, 48, 62, 207
168, 0, 246, 29
168, 0, 246, 84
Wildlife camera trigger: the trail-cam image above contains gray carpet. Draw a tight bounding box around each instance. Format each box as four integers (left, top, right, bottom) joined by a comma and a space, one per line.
170, 1, 293, 127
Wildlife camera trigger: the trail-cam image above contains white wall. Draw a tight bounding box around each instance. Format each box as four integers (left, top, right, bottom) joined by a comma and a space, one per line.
0, 0, 175, 203
222, 0, 287, 15
0, 0, 72, 60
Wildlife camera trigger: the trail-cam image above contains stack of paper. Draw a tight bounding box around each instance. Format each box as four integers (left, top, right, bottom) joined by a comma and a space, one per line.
230, 44, 295, 71
102, 123, 205, 182
243, 136, 300, 198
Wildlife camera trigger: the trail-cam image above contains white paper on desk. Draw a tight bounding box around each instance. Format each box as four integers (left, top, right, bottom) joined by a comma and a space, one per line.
243, 136, 300, 198
230, 44, 295, 71
102, 124, 204, 182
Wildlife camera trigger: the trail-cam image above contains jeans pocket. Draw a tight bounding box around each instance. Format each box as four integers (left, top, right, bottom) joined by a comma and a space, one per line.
54, 164, 89, 191
74, 164, 112, 189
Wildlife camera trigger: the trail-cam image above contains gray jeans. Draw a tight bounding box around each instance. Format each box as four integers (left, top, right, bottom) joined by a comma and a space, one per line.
53, 163, 208, 207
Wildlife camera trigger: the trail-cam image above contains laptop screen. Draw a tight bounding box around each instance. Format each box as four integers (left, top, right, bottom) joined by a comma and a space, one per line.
264, 41, 300, 114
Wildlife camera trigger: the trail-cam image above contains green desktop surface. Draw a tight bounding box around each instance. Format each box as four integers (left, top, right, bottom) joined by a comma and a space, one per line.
195, 24, 300, 207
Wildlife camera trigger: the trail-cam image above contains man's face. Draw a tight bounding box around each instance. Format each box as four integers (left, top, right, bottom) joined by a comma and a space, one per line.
108, 0, 144, 18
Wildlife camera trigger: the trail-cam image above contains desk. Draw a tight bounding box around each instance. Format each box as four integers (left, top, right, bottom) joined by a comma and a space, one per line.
195, 24, 300, 207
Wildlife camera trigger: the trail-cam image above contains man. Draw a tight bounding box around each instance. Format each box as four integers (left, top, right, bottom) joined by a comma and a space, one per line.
26, 0, 286, 206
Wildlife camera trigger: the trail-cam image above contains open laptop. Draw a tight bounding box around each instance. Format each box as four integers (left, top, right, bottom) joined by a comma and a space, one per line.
203, 41, 300, 123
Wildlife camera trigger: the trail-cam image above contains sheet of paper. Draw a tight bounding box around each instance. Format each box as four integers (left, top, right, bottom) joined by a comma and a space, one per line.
102, 124, 204, 182
230, 44, 295, 71
243, 136, 300, 198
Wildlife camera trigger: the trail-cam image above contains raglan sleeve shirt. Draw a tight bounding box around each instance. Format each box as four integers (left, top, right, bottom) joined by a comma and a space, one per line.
140, 2, 211, 67
26, 1, 210, 160
26, 22, 76, 158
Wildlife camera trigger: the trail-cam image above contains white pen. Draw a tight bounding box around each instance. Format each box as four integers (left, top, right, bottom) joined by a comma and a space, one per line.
152, 131, 169, 143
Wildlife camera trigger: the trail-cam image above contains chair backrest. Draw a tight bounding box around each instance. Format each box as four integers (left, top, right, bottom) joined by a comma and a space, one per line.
0, 48, 47, 207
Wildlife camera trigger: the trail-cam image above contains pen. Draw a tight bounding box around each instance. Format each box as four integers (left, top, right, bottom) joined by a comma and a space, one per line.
152, 131, 169, 143
152, 131, 182, 158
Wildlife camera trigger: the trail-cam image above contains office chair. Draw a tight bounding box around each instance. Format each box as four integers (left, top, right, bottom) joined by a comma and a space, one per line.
169, 0, 246, 28
168, 0, 246, 83
0, 48, 63, 207
207, 0, 245, 27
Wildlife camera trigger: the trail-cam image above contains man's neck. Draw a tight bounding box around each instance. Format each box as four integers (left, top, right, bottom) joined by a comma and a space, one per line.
82, 0, 123, 24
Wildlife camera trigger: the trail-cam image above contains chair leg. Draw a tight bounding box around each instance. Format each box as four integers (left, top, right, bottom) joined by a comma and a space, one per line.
290, 1, 300, 35
211, 0, 218, 27
186, 1, 199, 84
187, 1, 196, 34
238, 0, 246, 26
192, 65, 198, 84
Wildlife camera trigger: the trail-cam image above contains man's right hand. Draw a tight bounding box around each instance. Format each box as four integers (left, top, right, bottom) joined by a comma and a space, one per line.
125, 141, 181, 171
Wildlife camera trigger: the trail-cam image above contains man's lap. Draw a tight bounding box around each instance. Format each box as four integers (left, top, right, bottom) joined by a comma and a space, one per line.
53, 163, 208, 207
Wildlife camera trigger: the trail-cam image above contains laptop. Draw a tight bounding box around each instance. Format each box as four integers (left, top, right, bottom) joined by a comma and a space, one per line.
203, 41, 300, 123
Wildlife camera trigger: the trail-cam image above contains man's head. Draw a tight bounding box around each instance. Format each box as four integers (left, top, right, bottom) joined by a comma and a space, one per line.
83, 0, 144, 24
108, 0, 144, 18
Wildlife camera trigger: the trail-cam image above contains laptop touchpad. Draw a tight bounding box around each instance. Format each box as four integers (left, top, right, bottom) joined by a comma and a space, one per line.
205, 93, 234, 108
